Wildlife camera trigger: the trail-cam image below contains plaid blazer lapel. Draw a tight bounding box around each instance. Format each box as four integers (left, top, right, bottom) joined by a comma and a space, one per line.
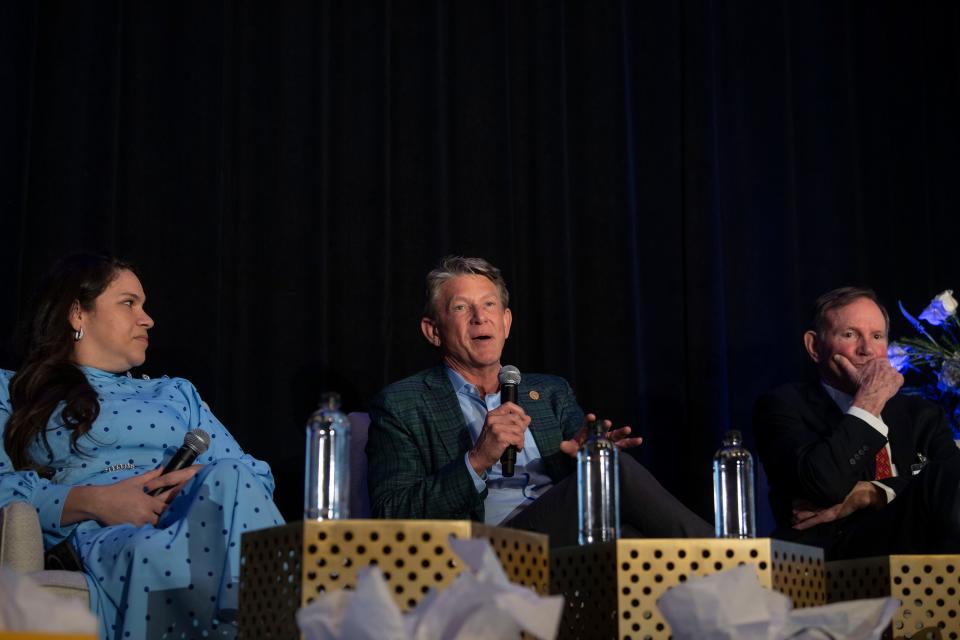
519, 379, 560, 459
422, 366, 473, 462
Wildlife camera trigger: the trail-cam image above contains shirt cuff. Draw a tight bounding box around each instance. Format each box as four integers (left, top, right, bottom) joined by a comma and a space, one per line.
870, 480, 896, 504
35, 482, 75, 535
847, 406, 889, 437
463, 452, 487, 494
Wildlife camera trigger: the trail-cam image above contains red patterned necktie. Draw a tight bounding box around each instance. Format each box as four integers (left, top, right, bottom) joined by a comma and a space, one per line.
875, 446, 893, 480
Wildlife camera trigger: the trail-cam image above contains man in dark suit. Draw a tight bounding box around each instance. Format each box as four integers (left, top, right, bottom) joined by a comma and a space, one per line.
755, 286, 960, 558
366, 256, 711, 547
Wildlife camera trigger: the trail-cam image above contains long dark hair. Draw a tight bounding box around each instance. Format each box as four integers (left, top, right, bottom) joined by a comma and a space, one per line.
5, 253, 136, 476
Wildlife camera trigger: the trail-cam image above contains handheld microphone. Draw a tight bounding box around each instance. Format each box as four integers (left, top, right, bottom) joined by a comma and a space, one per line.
498, 365, 522, 477
147, 428, 210, 497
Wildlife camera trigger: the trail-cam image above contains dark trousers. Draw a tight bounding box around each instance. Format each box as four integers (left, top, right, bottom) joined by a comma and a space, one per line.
778, 457, 960, 559
503, 454, 713, 547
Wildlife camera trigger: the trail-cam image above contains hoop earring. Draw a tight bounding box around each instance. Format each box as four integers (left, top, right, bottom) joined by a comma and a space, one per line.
73, 327, 84, 342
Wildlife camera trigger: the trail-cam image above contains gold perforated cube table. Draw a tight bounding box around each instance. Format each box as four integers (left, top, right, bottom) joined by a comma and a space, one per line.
550, 538, 825, 639
827, 555, 960, 640
237, 520, 549, 638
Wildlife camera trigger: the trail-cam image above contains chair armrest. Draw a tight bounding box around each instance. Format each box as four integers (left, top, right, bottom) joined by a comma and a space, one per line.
0, 500, 45, 572
348, 412, 371, 518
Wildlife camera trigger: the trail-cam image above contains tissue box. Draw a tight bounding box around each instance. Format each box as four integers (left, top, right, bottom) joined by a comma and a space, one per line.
238, 520, 549, 639
827, 554, 960, 640
550, 537, 825, 640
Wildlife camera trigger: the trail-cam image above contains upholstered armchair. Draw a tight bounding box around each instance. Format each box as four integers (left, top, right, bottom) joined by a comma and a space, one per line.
348, 411, 371, 519
0, 500, 89, 603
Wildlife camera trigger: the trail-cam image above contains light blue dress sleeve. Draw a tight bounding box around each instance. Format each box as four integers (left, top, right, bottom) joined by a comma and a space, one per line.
169, 377, 277, 496
0, 369, 76, 544
4, 367, 285, 639
0, 369, 9, 428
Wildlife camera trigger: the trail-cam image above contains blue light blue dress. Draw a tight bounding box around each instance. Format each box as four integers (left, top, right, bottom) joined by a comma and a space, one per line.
0, 367, 284, 639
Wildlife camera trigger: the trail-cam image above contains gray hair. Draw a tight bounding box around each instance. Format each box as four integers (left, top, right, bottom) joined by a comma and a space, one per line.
811, 286, 890, 337
423, 256, 510, 319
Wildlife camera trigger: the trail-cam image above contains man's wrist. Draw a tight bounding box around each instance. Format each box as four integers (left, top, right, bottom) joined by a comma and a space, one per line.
466, 449, 490, 476
463, 451, 488, 493
851, 394, 886, 417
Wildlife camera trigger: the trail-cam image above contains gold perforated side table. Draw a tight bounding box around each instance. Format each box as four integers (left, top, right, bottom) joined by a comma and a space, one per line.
828, 555, 960, 640
550, 538, 825, 640
237, 520, 549, 639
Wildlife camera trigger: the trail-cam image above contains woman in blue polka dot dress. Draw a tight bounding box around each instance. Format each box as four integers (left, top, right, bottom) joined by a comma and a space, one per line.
0, 254, 284, 639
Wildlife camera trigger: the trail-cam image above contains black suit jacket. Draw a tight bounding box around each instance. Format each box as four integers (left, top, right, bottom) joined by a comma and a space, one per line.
754, 382, 958, 534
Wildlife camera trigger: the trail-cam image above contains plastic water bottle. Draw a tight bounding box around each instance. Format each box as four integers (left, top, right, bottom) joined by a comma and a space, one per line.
577, 419, 620, 545
713, 430, 755, 538
304, 392, 351, 520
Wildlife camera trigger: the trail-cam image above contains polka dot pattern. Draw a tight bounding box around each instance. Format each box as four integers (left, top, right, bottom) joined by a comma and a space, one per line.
0, 367, 284, 640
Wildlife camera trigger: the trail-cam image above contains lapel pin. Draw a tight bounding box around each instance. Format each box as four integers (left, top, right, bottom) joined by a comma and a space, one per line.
528, 390, 540, 401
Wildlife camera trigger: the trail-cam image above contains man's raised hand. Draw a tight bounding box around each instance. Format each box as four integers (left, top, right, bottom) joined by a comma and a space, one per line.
467, 402, 531, 474
560, 413, 644, 458
834, 354, 903, 416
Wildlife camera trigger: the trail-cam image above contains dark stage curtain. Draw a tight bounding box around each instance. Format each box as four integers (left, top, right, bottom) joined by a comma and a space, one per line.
2, 1, 958, 527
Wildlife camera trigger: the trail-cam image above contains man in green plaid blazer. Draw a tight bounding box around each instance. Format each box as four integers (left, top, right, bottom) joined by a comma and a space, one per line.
366, 256, 711, 546
367, 364, 583, 522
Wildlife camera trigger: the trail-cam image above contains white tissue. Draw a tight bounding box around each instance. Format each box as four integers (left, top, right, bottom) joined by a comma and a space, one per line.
657, 564, 899, 640
658, 564, 790, 639
296, 537, 564, 640
295, 589, 351, 640
0, 567, 98, 634
783, 599, 900, 640
339, 566, 408, 640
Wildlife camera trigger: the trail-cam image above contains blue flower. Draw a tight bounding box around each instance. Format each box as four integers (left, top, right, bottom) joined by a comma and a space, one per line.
938, 358, 960, 393
897, 290, 960, 430
918, 290, 957, 327
887, 344, 911, 373
920, 300, 952, 326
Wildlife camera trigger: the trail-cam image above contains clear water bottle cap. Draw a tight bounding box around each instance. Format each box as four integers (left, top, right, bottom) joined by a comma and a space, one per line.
590, 419, 606, 438
320, 392, 342, 410
722, 430, 742, 446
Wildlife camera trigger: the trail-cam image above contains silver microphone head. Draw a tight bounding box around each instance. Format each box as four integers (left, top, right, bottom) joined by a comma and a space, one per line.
498, 365, 522, 386
183, 428, 211, 455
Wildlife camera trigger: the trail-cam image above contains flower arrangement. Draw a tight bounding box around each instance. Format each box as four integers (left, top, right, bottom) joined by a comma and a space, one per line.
889, 290, 960, 435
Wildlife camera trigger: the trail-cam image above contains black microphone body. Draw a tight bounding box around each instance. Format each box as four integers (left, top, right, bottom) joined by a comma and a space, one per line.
498, 366, 522, 477
148, 429, 210, 497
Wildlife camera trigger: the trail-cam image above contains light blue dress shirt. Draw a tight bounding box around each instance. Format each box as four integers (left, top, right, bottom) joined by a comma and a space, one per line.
446, 366, 553, 525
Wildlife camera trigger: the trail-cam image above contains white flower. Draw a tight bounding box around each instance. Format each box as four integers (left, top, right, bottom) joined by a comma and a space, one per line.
919, 290, 957, 326
936, 290, 958, 315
